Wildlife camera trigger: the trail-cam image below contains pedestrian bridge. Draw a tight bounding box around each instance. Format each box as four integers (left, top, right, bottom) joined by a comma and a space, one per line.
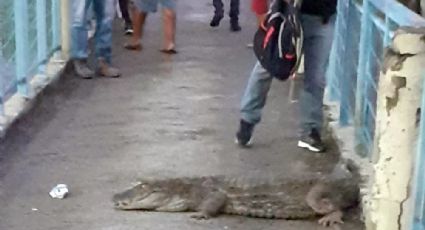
0, 0, 425, 230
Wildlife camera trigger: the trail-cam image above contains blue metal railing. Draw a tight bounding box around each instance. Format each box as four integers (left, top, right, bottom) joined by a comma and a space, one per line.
327, 0, 425, 156
0, 0, 61, 114
327, 0, 425, 228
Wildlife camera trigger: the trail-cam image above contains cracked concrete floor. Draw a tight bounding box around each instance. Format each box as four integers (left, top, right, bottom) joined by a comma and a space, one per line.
0, 1, 364, 229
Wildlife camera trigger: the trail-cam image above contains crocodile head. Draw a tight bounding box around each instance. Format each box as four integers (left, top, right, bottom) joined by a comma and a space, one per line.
112, 179, 199, 211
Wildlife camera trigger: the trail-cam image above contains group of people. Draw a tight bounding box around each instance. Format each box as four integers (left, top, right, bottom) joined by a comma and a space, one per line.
70, 0, 338, 153
70, 0, 177, 79
69, 0, 268, 78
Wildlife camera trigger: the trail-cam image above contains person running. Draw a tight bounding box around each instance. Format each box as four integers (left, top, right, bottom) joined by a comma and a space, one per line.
236, 0, 337, 153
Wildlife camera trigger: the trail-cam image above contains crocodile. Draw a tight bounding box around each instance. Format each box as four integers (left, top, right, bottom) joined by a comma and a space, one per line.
113, 164, 359, 227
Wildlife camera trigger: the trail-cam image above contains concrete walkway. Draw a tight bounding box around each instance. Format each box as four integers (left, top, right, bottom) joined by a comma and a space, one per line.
0, 1, 363, 229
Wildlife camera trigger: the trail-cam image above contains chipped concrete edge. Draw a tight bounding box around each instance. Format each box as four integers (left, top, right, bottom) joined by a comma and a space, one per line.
0, 53, 69, 138
324, 97, 374, 226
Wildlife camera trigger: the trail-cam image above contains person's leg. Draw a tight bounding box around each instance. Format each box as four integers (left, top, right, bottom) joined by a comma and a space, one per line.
298, 14, 336, 152
125, 0, 153, 50
119, 0, 133, 34
125, 9, 146, 49
71, 0, 94, 79
210, 0, 224, 27
160, 0, 177, 53
93, 0, 120, 77
229, 0, 241, 31
162, 9, 176, 52
237, 62, 273, 146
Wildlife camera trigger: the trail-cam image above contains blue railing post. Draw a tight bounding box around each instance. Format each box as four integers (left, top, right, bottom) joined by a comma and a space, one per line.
14, 0, 29, 97
36, 0, 47, 74
384, 17, 393, 47
52, 0, 61, 50
412, 74, 425, 230
354, 0, 372, 154
338, 0, 355, 126
326, 0, 343, 102
0, 42, 4, 115
327, 2, 346, 101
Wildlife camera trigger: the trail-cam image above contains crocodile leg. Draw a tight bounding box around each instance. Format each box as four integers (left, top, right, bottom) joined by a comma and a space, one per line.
190, 192, 227, 219
318, 210, 344, 227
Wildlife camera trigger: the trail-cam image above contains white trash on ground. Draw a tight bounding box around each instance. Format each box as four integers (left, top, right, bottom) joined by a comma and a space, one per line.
49, 184, 69, 199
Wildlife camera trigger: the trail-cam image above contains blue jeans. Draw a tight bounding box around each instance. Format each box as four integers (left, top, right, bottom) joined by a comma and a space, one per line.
71, 0, 115, 64
240, 14, 336, 136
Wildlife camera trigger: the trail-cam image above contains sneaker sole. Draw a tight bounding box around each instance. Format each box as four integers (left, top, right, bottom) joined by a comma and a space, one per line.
297, 141, 321, 152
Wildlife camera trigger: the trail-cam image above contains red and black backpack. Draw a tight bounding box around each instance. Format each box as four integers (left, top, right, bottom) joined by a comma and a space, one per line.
253, 0, 303, 81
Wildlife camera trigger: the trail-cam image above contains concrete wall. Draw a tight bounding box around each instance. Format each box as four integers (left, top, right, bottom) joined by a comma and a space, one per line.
366, 28, 425, 230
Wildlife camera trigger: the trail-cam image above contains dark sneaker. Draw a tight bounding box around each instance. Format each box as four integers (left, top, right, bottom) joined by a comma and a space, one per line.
72, 59, 94, 79
210, 15, 223, 27
230, 20, 241, 32
235, 119, 254, 147
297, 128, 326, 152
124, 23, 133, 35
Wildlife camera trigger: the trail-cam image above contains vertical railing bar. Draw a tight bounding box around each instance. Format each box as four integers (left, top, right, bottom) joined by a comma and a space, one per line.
339, 0, 355, 126
14, 0, 29, 97
36, 0, 47, 74
384, 16, 391, 46
327, 0, 346, 102
52, 0, 60, 50
0, 39, 5, 115
355, 0, 371, 121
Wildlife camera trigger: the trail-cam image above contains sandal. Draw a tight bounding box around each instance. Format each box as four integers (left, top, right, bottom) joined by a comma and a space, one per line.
124, 43, 142, 51
160, 49, 178, 54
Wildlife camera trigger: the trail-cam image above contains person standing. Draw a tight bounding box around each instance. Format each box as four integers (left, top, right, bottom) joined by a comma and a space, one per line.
124, 0, 177, 54
210, 0, 241, 32
236, 0, 337, 153
71, 0, 120, 79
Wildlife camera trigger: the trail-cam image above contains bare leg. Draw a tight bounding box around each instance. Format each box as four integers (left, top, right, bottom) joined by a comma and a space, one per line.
162, 8, 176, 51
126, 9, 147, 48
